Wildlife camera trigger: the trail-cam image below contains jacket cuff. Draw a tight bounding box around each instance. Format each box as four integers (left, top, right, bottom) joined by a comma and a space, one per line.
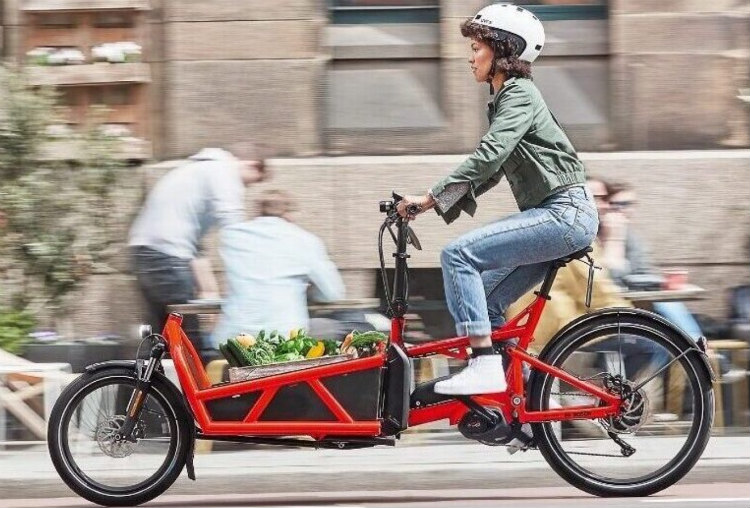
430, 181, 470, 214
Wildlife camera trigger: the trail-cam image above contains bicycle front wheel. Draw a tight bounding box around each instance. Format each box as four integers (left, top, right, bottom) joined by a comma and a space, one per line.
48, 367, 190, 506
529, 313, 714, 497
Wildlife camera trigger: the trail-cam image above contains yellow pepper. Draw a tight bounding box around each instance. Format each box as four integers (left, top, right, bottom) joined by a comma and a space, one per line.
289, 328, 300, 340
306, 341, 325, 359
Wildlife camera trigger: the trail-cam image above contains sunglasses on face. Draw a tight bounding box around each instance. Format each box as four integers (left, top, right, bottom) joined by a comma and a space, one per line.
609, 200, 636, 208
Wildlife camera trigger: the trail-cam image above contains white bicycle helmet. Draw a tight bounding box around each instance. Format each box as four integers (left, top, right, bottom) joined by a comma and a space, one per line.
470, 3, 545, 63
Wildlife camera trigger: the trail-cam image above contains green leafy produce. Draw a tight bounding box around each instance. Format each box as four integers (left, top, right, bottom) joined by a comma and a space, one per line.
349, 330, 387, 348
220, 328, 352, 368
341, 330, 387, 357
322, 339, 339, 356
244, 338, 276, 366
274, 352, 304, 363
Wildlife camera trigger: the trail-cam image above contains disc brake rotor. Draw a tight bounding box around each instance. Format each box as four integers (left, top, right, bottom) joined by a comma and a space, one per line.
600, 376, 650, 434
95, 415, 142, 458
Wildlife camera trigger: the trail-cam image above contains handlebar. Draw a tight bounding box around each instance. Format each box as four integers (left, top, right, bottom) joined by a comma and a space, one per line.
379, 192, 422, 218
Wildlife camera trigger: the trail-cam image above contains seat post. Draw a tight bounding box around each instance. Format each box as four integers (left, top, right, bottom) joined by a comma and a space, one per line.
536, 261, 565, 300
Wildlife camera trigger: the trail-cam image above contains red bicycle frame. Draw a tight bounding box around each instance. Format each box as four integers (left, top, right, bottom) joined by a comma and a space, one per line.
398, 293, 621, 427
159, 206, 621, 441
162, 292, 620, 441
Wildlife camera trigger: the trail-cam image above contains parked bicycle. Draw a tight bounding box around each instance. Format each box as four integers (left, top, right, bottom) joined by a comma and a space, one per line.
47, 193, 715, 506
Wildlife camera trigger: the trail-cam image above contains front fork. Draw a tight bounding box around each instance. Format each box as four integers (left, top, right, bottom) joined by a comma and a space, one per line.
118, 339, 166, 442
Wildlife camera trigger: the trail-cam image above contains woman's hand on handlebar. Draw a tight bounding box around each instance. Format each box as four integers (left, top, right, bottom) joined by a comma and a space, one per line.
396, 193, 436, 219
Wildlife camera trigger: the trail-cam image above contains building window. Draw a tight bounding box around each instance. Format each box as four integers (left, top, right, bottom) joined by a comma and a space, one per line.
93, 12, 135, 29
91, 86, 132, 107
329, 0, 439, 24
36, 13, 77, 28
513, 1, 607, 20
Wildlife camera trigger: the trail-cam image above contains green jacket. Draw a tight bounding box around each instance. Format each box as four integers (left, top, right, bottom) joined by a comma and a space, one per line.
430, 77, 586, 224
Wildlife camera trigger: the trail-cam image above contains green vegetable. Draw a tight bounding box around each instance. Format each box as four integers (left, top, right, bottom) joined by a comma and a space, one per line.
349, 331, 387, 348
226, 338, 251, 366
274, 352, 304, 362
322, 339, 339, 356
219, 342, 242, 367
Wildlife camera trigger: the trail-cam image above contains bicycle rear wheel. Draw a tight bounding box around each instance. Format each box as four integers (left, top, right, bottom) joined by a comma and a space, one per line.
529, 313, 713, 497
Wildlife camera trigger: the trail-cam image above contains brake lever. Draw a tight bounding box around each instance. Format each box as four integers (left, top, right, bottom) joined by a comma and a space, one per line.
406, 225, 422, 251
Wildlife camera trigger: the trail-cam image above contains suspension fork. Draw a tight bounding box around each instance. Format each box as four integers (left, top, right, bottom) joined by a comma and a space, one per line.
118, 338, 167, 442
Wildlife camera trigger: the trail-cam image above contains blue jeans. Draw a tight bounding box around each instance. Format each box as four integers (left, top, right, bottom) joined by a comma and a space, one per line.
440, 186, 599, 337
653, 301, 702, 340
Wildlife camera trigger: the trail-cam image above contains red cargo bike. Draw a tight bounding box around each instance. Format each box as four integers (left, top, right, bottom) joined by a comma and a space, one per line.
47, 194, 715, 506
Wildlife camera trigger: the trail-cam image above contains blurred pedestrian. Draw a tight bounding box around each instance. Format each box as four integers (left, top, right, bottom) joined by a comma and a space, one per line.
129, 144, 266, 362
596, 179, 705, 341
396, 4, 597, 396
211, 190, 345, 346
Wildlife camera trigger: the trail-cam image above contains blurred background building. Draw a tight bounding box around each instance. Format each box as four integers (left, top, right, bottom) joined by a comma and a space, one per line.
1, 0, 748, 342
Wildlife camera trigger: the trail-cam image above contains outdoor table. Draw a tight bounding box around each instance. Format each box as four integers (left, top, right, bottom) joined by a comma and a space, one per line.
620, 284, 706, 303
167, 298, 382, 316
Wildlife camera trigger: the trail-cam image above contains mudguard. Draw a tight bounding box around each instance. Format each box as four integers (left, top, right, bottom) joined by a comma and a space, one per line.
84, 360, 198, 480
533, 307, 716, 384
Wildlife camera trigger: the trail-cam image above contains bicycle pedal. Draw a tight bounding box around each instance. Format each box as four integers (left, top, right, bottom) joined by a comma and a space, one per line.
506, 423, 534, 455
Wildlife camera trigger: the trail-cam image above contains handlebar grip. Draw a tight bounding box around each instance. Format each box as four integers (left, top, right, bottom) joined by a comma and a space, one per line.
405, 204, 422, 216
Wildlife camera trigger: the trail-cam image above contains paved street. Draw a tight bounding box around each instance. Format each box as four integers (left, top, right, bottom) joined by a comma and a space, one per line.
0, 432, 748, 508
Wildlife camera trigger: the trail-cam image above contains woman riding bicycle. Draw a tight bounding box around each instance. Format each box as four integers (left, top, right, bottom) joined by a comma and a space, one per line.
397, 3, 599, 396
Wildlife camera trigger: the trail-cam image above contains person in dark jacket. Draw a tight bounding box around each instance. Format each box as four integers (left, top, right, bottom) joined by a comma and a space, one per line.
397, 4, 598, 395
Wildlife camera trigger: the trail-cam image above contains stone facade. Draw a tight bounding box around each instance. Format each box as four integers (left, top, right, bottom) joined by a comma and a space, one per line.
610, 1, 750, 149
159, 0, 327, 158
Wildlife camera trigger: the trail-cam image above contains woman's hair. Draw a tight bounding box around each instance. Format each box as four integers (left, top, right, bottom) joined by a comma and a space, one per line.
461, 19, 532, 80
586, 175, 613, 196
605, 180, 633, 198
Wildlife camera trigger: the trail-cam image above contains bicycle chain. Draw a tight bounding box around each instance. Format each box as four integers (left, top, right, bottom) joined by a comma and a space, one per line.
541, 391, 633, 458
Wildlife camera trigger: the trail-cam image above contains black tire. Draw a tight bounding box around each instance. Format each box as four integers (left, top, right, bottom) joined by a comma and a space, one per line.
528, 314, 714, 497
48, 367, 191, 506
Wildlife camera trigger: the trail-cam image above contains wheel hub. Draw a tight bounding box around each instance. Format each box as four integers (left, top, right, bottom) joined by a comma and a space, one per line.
600, 376, 650, 434
95, 415, 143, 458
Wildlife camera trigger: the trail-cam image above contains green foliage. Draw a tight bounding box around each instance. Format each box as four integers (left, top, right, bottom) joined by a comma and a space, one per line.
0, 309, 34, 355
0, 66, 130, 313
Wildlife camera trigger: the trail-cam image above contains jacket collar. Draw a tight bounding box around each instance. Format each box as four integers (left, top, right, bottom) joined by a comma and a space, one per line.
490, 77, 518, 105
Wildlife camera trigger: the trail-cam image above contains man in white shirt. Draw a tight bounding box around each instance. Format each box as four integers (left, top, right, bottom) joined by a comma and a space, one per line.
129, 145, 265, 361
211, 190, 345, 346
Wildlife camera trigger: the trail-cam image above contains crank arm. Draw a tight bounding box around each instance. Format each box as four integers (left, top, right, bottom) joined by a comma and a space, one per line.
456, 396, 500, 426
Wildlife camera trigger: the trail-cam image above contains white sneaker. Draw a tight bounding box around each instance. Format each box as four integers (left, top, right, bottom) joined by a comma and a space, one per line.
434, 355, 507, 395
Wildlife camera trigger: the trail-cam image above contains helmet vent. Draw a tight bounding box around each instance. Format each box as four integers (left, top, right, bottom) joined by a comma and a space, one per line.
535, 44, 542, 50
